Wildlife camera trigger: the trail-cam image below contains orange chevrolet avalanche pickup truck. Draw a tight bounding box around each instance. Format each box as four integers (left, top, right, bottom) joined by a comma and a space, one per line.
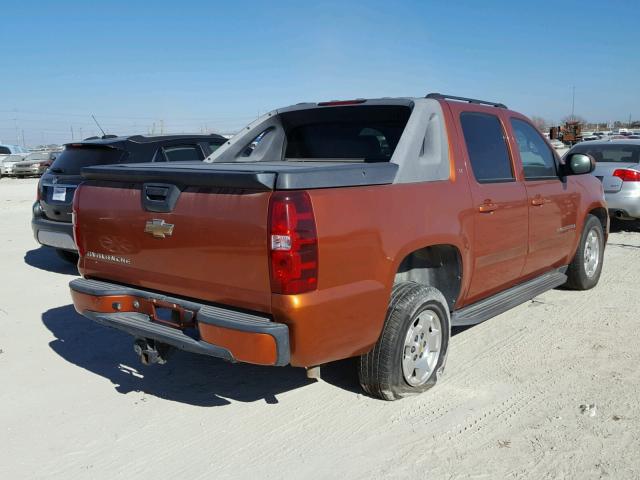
69, 94, 608, 400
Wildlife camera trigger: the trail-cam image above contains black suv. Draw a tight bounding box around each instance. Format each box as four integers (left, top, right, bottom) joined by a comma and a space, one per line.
32, 133, 226, 262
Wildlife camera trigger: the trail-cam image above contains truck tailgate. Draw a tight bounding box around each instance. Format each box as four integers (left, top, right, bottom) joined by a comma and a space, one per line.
76, 183, 273, 313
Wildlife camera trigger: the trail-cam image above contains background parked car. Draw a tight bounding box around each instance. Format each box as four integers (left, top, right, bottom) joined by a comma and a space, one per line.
13, 151, 60, 177
567, 139, 640, 220
0, 144, 28, 157
0, 144, 28, 171
32, 133, 227, 263
1, 153, 28, 176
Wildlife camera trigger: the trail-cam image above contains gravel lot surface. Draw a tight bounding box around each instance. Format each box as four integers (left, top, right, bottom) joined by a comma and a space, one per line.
1, 177, 639, 479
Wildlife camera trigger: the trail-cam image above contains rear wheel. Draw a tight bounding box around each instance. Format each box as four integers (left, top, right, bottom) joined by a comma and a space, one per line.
56, 249, 79, 265
564, 215, 604, 290
358, 282, 451, 400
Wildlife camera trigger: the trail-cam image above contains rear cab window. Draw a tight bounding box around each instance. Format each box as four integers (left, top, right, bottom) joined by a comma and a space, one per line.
208, 140, 225, 153
460, 112, 514, 183
282, 105, 410, 162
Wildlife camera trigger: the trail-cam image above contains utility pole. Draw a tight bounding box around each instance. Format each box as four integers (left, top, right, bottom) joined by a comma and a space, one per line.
160, 119, 164, 135
79, 127, 83, 139
571, 85, 575, 120
71, 126, 74, 141
13, 117, 19, 144
21, 129, 25, 148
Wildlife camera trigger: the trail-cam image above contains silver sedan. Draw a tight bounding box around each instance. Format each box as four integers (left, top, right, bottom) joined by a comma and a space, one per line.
1, 154, 27, 176
567, 139, 640, 220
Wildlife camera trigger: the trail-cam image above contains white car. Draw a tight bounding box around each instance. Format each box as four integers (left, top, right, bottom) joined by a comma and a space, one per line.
1, 154, 28, 176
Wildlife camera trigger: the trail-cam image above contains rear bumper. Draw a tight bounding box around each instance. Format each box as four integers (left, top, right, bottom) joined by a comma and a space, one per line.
606, 183, 640, 219
69, 278, 290, 366
31, 202, 76, 251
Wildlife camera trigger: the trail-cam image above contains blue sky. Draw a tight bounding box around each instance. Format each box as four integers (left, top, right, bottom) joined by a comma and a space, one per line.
1, 0, 638, 145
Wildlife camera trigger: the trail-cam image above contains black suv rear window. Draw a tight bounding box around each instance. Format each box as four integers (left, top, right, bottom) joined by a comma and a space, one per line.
50, 146, 125, 175
282, 105, 410, 162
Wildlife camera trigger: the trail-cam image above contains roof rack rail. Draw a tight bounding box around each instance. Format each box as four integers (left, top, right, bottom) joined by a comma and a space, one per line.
426, 93, 507, 109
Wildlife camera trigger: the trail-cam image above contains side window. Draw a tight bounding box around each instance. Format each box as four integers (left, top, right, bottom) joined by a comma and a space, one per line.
163, 145, 204, 162
0, 147, 10, 154
510, 118, 557, 179
460, 112, 514, 183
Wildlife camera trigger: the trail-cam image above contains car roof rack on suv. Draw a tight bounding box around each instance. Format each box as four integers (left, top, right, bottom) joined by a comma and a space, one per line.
426, 93, 507, 109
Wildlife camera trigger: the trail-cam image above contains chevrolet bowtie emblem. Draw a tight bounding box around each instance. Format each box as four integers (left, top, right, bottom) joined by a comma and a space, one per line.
144, 219, 174, 238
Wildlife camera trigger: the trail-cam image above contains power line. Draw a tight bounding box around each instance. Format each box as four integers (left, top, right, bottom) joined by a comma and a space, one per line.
0, 108, 256, 123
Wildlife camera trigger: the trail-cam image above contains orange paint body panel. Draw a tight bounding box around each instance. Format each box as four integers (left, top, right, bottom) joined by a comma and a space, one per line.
199, 324, 278, 366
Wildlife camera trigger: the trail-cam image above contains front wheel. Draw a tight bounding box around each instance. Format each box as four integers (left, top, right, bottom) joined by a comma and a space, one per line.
564, 215, 604, 290
358, 282, 451, 401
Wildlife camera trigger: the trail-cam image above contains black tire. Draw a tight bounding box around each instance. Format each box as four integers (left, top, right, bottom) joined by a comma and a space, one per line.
358, 282, 451, 401
56, 249, 79, 264
564, 214, 604, 290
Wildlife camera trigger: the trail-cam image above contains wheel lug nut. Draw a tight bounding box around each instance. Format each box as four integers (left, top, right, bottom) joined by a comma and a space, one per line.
415, 336, 419, 341
411, 346, 415, 353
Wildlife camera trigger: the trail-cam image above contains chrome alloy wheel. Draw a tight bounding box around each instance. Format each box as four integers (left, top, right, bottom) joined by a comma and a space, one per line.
402, 309, 442, 386
584, 228, 600, 278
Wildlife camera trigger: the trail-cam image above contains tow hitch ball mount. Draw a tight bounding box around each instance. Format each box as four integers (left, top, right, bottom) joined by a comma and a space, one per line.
134, 338, 171, 365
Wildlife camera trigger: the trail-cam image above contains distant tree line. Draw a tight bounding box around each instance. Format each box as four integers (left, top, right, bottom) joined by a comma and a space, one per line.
528, 115, 639, 132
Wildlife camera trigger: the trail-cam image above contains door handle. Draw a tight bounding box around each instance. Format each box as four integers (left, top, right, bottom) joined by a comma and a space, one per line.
478, 202, 498, 213
531, 196, 545, 206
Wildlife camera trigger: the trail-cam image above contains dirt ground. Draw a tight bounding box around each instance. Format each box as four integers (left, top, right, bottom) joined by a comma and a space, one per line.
1, 177, 639, 479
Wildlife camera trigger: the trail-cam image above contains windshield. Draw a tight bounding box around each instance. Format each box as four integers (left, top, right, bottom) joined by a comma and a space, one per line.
2, 155, 24, 163
24, 152, 49, 162
50, 146, 126, 174
571, 143, 640, 163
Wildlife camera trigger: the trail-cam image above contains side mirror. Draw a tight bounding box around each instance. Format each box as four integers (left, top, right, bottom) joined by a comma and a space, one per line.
563, 153, 595, 175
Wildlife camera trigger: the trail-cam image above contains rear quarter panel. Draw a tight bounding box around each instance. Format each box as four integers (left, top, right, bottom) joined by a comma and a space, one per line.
273, 179, 474, 366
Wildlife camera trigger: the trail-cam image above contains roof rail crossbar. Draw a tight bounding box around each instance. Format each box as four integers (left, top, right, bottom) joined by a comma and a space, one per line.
426, 93, 507, 109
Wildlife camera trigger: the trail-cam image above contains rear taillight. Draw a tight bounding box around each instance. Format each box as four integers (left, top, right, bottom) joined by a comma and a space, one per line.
613, 169, 640, 182
72, 185, 85, 256
268, 191, 318, 295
